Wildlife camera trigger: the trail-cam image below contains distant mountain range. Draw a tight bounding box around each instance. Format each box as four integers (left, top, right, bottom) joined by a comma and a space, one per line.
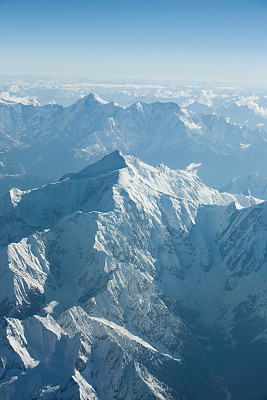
0, 93, 267, 196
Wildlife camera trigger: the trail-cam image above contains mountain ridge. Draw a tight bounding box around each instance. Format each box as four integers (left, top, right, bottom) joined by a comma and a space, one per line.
1, 92, 266, 195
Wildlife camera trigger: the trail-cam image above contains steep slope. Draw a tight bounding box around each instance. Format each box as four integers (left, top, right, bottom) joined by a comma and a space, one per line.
0, 151, 266, 400
0, 93, 266, 193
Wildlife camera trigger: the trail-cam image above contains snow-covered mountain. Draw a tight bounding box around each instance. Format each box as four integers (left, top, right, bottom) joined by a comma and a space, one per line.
0, 151, 266, 400
186, 101, 267, 131
222, 173, 267, 200
0, 93, 266, 195
215, 103, 267, 129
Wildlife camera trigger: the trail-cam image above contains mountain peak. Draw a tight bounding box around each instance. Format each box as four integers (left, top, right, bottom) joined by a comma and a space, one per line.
81, 92, 108, 105
61, 150, 127, 181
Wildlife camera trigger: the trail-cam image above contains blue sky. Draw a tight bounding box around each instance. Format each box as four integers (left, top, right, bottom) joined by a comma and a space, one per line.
1, 0, 267, 83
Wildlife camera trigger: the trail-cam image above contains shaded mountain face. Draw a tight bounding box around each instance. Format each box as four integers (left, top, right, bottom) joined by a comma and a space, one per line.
0, 93, 266, 194
0, 151, 266, 400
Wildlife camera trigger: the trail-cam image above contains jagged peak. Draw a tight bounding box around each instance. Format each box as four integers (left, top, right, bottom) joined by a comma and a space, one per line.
61, 150, 128, 181
128, 99, 181, 113
78, 92, 109, 105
